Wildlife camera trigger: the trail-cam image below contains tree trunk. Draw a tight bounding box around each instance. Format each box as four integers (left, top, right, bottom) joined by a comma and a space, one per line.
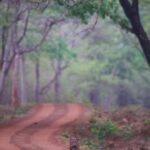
0, 26, 8, 69
131, 17, 150, 66
11, 54, 19, 107
119, 0, 150, 66
35, 62, 40, 102
19, 55, 27, 106
0, 62, 9, 99
54, 62, 62, 102
0, 23, 10, 99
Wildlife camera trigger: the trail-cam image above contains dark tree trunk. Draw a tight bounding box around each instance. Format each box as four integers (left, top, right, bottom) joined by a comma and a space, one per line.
119, 0, 150, 66
88, 88, 100, 106
11, 54, 19, 107
35, 62, 40, 102
0, 63, 9, 99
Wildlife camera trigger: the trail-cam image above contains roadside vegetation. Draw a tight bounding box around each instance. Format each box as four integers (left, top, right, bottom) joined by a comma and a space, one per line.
62, 106, 150, 150
0, 104, 32, 123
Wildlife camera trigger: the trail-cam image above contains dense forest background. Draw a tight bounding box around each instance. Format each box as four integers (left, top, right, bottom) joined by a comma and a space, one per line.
0, 0, 150, 109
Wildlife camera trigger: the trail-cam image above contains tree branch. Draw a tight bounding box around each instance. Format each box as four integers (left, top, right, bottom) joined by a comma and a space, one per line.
17, 9, 30, 44
61, 63, 69, 70
75, 15, 98, 38
20, 17, 65, 54
39, 77, 55, 95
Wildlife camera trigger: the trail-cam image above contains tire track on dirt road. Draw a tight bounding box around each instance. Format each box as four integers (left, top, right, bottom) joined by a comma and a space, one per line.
32, 103, 89, 150
0, 104, 53, 150
10, 104, 68, 150
0, 103, 91, 150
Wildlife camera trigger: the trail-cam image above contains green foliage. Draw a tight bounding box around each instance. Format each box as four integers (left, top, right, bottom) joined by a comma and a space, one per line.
42, 38, 76, 62
1, 0, 150, 107
55, 0, 130, 29
0, 5, 13, 26
91, 120, 119, 140
67, 0, 99, 23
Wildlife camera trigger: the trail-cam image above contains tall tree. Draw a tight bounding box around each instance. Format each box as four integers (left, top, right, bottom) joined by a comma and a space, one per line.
0, 0, 64, 104
119, 0, 150, 66
41, 38, 76, 101
55, 0, 150, 66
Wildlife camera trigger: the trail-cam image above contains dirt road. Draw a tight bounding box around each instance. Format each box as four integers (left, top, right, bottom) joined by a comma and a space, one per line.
0, 103, 91, 150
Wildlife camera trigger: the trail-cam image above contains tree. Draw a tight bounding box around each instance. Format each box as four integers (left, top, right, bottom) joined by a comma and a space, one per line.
0, 0, 65, 104
55, 0, 150, 66
41, 38, 76, 101
0, 2, 15, 99
119, 0, 150, 66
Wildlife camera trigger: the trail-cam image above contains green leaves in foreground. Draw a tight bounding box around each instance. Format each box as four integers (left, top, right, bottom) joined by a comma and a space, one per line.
54, 0, 130, 29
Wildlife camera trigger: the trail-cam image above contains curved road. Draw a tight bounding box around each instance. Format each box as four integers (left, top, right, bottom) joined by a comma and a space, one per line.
0, 103, 91, 150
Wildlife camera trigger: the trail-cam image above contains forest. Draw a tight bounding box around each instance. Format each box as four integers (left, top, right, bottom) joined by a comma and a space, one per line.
0, 0, 150, 150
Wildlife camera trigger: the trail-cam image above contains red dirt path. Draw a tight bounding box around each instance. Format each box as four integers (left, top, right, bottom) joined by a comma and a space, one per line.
0, 103, 91, 150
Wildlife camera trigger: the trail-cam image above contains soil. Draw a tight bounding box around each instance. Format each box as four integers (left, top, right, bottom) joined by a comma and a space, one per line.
0, 103, 91, 150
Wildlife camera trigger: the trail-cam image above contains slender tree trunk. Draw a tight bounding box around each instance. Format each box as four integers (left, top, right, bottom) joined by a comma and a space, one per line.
54, 72, 60, 102
11, 54, 19, 107
19, 55, 27, 106
35, 61, 40, 102
54, 62, 62, 102
0, 63, 9, 99
0, 9, 10, 99
0, 26, 8, 69
0, 28, 12, 99
119, 0, 150, 66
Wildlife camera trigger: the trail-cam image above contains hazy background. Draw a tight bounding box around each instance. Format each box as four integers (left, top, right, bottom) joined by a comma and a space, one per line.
0, 0, 150, 109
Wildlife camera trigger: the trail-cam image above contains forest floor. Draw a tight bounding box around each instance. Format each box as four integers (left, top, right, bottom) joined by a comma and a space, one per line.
0, 103, 91, 150
0, 103, 150, 150
63, 105, 150, 150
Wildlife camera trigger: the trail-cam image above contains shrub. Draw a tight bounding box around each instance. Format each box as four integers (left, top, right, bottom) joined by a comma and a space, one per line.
91, 120, 119, 140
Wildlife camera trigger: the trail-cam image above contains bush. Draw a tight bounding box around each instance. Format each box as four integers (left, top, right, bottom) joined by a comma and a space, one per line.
91, 120, 119, 140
